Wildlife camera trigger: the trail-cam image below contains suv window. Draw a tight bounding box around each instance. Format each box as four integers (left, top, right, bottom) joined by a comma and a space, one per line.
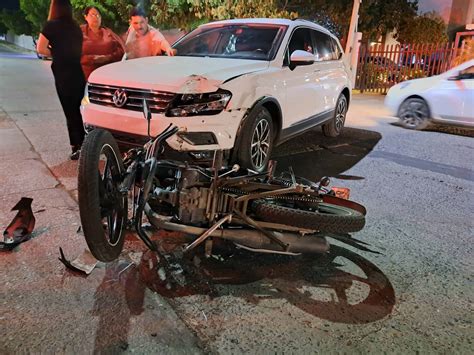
331, 37, 342, 60
173, 24, 287, 61
284, 27, 314, 65
312, 30, 336, 61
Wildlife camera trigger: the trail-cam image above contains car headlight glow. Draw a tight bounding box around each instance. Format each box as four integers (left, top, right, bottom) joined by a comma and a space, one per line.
166, 89, 232, 117
81, 83, 90, 106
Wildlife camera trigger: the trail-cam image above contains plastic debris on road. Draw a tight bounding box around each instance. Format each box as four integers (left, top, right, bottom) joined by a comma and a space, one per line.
59, 247, 98, 275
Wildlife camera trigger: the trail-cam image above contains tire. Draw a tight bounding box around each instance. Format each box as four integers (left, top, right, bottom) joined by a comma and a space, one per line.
323, 94, 347, 137
398, 97, 431, 130
254, 201, 365, 233
235, 106, 274, 172
78, 129, 128, 262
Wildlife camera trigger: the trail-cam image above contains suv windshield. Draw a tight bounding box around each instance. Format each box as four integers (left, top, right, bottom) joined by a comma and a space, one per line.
173, 24, 288, 61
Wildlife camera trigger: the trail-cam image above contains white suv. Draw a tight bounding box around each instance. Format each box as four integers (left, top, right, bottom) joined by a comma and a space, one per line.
81, 18, 351, 171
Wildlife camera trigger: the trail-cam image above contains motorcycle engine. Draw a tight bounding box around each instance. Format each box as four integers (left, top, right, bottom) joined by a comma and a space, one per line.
152, 165, 211, 224
177, 167, 211, 224
178, 187, 210, 224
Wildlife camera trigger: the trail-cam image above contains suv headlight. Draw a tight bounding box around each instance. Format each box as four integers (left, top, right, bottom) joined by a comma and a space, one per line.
166, 89, 232, 117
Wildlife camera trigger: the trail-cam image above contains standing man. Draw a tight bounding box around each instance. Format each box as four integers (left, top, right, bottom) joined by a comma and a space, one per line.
124, 7, 175, 59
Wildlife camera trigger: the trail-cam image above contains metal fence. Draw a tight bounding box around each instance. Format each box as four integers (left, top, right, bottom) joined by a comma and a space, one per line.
355, 42, 458, 93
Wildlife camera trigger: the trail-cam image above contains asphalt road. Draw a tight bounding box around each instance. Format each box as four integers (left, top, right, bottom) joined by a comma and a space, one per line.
0, 42, 472, 353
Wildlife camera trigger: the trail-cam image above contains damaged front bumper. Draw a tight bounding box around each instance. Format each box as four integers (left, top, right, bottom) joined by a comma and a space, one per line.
82, 103, 246, 152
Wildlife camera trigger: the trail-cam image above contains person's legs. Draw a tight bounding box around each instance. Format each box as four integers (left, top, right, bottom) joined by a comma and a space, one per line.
56, 90, 85, 146
54, 71, 86, 159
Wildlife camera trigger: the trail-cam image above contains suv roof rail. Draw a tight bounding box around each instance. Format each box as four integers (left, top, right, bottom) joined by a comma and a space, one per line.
291, 18, 316, 24
290, 18, 337, 36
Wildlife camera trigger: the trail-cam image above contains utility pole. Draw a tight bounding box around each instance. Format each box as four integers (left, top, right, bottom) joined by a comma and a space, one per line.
345, 0, 362, 87
345, 0, 361, 56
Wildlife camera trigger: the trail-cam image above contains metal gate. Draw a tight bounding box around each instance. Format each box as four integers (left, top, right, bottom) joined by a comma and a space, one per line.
355, 42, 457, 93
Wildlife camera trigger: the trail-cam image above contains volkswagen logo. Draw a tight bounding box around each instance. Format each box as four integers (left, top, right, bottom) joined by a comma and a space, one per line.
112, 89, 128, 108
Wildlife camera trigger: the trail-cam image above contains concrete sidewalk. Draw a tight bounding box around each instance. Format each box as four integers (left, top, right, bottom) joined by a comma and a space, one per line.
0, 44, 203, 353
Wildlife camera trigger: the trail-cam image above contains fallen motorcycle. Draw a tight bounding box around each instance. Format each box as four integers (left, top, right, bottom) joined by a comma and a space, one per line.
78, 100, 366, 262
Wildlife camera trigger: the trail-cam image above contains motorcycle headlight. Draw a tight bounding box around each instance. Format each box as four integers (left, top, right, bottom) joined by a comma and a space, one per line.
166, 89, 232, 117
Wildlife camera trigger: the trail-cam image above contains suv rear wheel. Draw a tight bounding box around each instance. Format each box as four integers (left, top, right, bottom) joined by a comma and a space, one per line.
235, 106, 274, 172
323, 94, 347, 137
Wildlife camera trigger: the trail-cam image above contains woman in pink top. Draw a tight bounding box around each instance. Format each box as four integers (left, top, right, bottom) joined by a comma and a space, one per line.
80, 6, 124, 80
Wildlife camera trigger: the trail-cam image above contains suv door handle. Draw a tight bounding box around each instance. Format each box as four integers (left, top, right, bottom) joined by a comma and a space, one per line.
313, 69, 321, 73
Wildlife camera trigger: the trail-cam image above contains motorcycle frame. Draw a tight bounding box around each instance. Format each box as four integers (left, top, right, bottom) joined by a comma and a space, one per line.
123, 126, 322, 254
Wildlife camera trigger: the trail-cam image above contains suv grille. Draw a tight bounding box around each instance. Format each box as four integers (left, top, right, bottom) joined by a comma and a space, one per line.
87, 83, 176, 114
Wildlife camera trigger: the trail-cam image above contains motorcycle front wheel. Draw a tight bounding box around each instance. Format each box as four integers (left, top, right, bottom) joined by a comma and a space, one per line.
254, 201, 365, 233
78, 129, 128, 262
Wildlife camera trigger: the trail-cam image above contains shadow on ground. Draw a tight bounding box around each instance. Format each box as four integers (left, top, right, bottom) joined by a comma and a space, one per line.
390, 121, 474, 138
272, 127, 382, 182
126, 237, 396, 325
91, 260, 145, 353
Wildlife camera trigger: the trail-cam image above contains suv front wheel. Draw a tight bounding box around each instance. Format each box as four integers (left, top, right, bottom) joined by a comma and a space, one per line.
323, 94, 347, 137
235, 106, 274, 172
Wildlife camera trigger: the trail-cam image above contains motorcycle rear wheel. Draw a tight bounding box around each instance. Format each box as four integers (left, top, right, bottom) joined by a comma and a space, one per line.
78, 129, 128, 262
254, 201, 365, 233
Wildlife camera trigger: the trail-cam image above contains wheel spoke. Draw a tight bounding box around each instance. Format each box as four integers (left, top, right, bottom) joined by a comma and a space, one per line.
98, 154, 110, 186
338, 100, 346, 114
100, 206, 111, 219
107, 213, 114, 241
98, 171, 106, 199
255, 123, 262, 140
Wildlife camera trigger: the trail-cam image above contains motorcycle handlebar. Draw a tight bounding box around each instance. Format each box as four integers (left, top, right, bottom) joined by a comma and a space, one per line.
147, 124, 179, 160
155, 124, 179, 143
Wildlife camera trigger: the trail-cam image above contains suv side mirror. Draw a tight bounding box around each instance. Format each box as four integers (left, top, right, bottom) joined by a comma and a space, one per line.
447, 70, 474, 81
447, 74, 461, 81
289, 50, 315, 70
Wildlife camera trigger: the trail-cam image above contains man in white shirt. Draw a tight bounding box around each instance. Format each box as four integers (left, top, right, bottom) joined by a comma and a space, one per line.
125, 7, 175, 59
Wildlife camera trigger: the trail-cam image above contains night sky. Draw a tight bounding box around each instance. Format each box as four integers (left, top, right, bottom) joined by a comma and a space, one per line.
0, 0, 456, 22
1, 0, 20, 11
418, 0, 453, 21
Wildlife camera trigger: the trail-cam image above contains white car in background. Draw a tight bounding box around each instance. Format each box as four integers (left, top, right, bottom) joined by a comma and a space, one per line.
81, 18, 351, 171
385, 59, 474, 130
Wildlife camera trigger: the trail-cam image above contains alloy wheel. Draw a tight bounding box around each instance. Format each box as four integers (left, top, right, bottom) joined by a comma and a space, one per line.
399, 99, 430, 129
335, 98, 347, 132
250, 119, 271, 170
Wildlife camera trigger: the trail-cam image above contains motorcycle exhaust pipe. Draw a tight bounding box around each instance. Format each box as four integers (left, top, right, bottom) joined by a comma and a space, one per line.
146, 206, 329, 254
218, 229, 329, 254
